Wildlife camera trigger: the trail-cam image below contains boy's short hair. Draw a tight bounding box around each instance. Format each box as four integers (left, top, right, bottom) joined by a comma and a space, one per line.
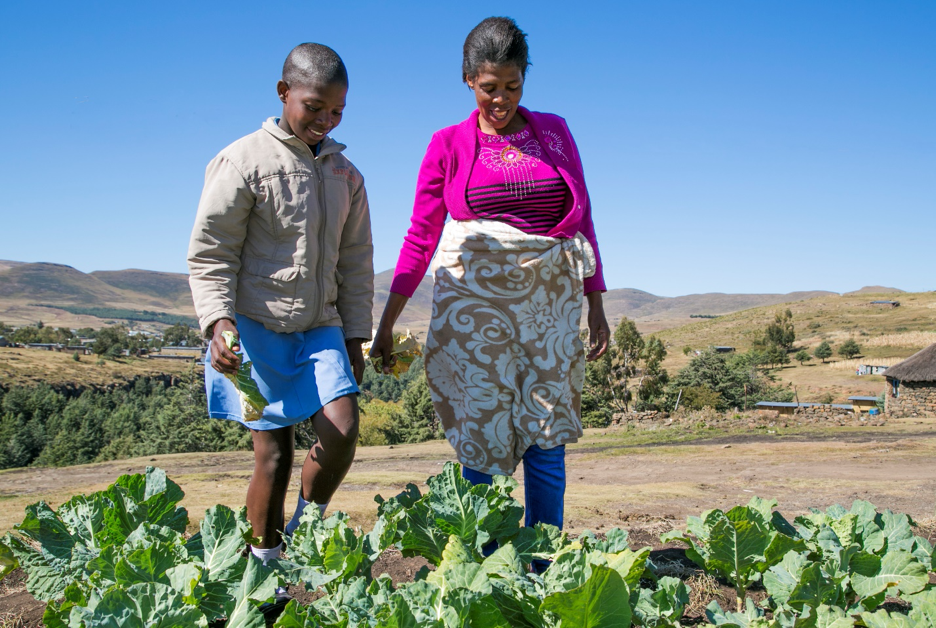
283, 43, 348, 88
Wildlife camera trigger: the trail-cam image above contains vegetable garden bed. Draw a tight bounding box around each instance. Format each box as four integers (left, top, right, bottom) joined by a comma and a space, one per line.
1, 464, 935, 627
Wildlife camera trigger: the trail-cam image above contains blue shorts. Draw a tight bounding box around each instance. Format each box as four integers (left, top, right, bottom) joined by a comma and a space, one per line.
205, 314, 359, 431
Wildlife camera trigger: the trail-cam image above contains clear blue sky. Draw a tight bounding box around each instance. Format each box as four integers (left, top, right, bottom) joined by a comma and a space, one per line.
1, 1, 933, 296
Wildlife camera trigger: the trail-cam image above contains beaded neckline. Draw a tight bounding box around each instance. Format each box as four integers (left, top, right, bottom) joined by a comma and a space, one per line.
478, 127, 530, 144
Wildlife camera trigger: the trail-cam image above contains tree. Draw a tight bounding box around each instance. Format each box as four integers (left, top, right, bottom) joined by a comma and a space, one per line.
394, 373, 439, 443
838, 339, 861, 359
93, 325, 129, 357
814, 341, 833, 363
666, 348, 794, 412
765, 344, 789, 369
636, 336, 669, 409
765, 309, 795, 351
161, 323, 203, 348
795, 350, 812, 365
611, 318, 644, 412
582, 345, 614, 425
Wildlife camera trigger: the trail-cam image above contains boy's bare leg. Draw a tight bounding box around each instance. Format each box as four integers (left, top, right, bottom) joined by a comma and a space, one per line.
300, 394, 360, 505
247, 425, 295, 548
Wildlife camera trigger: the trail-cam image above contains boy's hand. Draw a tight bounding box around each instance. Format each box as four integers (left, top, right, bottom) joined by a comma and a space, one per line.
346, 339, 365, 384
368, 326, 396, 375
210, 319, 241, 374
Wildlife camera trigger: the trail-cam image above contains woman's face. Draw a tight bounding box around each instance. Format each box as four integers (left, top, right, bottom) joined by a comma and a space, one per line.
467, 63, 524, 133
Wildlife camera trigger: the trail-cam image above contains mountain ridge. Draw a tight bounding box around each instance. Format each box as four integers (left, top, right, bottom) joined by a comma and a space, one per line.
0, 260, 899, 334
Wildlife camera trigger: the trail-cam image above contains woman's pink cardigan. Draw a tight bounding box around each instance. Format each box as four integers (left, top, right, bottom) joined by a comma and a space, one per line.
390, 107, 606, 297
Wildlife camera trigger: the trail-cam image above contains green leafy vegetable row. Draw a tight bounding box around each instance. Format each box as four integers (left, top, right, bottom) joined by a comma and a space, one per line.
1, 463, 934, 627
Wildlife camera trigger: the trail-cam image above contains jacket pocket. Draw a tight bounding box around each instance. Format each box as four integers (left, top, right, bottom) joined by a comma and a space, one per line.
237, 258, 301, 321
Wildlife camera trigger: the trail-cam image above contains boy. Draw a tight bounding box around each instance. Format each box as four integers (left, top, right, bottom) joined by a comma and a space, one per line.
187, 43, 373, 567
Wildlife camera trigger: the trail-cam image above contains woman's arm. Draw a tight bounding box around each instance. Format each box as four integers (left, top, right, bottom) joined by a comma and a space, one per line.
389, 132, 450, 296
372, 132, 449, 372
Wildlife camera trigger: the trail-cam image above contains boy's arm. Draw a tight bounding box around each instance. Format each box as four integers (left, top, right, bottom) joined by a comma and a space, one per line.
335, 173, 374, 342
187, 155, 255, 337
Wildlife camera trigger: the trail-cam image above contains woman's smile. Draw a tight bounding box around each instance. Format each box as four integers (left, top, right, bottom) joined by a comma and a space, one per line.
468, 62, 526, 135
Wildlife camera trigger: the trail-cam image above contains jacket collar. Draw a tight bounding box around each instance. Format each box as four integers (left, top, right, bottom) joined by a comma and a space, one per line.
262, 117, 346, 158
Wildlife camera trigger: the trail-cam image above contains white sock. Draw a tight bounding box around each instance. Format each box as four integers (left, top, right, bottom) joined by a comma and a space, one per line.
284, 495, 311, 536
284, 496, 330, 536
250, 543, 282, 566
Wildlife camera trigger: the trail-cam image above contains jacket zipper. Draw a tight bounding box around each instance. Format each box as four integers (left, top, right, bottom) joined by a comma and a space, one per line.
314, 155, 327, 324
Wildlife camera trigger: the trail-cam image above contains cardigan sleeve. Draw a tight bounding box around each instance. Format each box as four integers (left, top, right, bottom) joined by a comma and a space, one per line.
562, 119, 606, 293
390, 132, 450, 297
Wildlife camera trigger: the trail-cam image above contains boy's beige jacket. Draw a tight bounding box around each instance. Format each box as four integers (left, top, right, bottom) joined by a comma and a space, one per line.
188, 118, 374, 340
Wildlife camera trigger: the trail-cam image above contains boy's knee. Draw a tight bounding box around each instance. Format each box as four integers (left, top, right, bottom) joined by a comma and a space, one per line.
254, 443, 294, 478
320, 395, 359, 451
331, 417, 359, 452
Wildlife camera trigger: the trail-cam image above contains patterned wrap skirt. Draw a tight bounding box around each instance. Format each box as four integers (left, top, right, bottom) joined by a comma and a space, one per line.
425, 219, 596, 475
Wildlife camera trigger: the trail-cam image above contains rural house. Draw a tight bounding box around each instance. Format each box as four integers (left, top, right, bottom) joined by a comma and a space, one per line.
856, 364, 889, 376
884, 343, 936, 417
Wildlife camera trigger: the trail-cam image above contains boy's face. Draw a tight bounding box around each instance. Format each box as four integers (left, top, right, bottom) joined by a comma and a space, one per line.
277, 79, 347, 147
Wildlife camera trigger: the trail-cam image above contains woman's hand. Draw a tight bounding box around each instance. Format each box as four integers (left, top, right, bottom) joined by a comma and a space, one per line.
209, 318, 241, 374
368, 325, 397, 375
345, 339, 366, 384
370, 292, 411, 374
585, 292, 610, 361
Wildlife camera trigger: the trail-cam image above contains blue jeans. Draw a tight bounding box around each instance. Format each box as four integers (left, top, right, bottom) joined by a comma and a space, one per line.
462, 444, 566, 530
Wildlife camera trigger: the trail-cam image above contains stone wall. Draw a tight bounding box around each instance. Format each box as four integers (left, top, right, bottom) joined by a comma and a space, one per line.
609, 411, 672, 428
792, 405, 855, 419
886, 380, 936, 418
610, 407, 885, 430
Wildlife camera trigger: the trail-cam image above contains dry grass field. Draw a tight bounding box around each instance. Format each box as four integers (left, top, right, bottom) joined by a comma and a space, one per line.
655, 290, 936, 402
0, 347, 196, 388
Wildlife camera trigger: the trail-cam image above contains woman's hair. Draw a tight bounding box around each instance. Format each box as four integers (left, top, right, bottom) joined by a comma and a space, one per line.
462, 17, 530, 83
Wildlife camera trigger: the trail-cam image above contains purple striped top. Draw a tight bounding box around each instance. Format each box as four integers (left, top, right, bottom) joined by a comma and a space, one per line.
466, 127, 570, 235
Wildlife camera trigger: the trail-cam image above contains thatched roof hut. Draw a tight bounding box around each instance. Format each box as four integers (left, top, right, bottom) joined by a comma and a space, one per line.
885, 344, 936, 382
885, 344, 936, 417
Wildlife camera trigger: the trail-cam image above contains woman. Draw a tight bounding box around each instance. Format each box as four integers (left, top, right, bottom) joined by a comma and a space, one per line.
371, 17, 609, 534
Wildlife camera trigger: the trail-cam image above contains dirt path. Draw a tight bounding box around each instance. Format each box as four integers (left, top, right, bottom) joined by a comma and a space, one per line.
2, 419, 934, 538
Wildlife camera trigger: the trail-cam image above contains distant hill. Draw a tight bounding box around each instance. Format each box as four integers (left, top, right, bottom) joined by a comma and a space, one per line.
0, 263, 127, 303
372, 270, 434, 334
0, 262, 195, 329
0, 260, 26, 273
844, 286, 905, 295
371, 271, 840, 336
91, 269, 193, 309
0, 260, 907, 338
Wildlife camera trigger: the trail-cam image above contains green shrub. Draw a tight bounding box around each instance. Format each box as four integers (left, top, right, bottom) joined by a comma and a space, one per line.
581, 408, 611, 428
679, 386, 722, 410
358, 399, 401, 446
